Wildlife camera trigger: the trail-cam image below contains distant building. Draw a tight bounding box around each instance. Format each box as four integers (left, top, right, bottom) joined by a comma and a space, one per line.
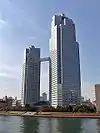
40, 96, 43, 101
7, 97, 13, 106
42, 92, 47, 101
16, 100, 21, 106
92, 100, 96, 106
4, 96, 8, 102
34, 101, 50, 107
82, 99, 91, 106
3, 96, 14, 106
95, 84, 100, 111
12, 99, 21, 107
0, 96, 14, 108
21, 45, 40, 106
0, 100, 7, 108
81, 96, 84, 103
49, 14, 81, 106
15, 97, 17, 101
12, 97, 17, 106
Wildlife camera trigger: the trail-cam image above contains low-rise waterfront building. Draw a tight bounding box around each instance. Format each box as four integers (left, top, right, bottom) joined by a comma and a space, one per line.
95, 84, 100, 111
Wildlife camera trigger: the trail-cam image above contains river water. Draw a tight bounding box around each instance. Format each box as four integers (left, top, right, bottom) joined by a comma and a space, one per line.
0, 116, 100, 133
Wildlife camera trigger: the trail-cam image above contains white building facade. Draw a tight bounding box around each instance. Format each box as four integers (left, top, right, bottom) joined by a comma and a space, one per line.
49, 14, 81, 106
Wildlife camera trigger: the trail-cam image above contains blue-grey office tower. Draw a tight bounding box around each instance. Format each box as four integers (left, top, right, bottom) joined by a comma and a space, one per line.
21, 45, 40, 106
49, 14, 81, 106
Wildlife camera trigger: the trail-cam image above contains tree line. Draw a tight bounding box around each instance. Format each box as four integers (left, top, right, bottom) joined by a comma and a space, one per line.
2, 104, 96, 113
42, 105, 96, 113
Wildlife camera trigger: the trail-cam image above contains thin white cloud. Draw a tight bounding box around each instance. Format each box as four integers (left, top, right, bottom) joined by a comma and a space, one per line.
0, 19, 6, 24
28, 36, 36, 40
0, 63, 21, 80
0, 64, 19, 72
0, 72, 20, 80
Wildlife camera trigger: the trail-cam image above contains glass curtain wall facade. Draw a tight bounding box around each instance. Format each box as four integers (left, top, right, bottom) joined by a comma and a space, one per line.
22, 45, 40, 105
49, 14, 81, 106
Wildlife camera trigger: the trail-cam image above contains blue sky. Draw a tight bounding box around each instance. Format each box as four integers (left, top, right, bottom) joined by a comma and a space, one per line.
0, 0, 100, 100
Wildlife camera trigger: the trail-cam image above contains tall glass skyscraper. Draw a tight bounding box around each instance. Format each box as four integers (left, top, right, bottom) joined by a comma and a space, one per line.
21, 45, 40, 106
49, 14, 81, 106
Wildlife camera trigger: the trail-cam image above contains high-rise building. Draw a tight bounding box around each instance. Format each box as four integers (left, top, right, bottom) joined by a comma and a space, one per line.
21, 45, 40, 106
49, 14, 81, 106
95, 84, 100, 111
42, 92, 47, 101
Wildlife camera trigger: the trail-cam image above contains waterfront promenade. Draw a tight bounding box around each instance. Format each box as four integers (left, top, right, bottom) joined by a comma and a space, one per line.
1, 111, 100, 118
